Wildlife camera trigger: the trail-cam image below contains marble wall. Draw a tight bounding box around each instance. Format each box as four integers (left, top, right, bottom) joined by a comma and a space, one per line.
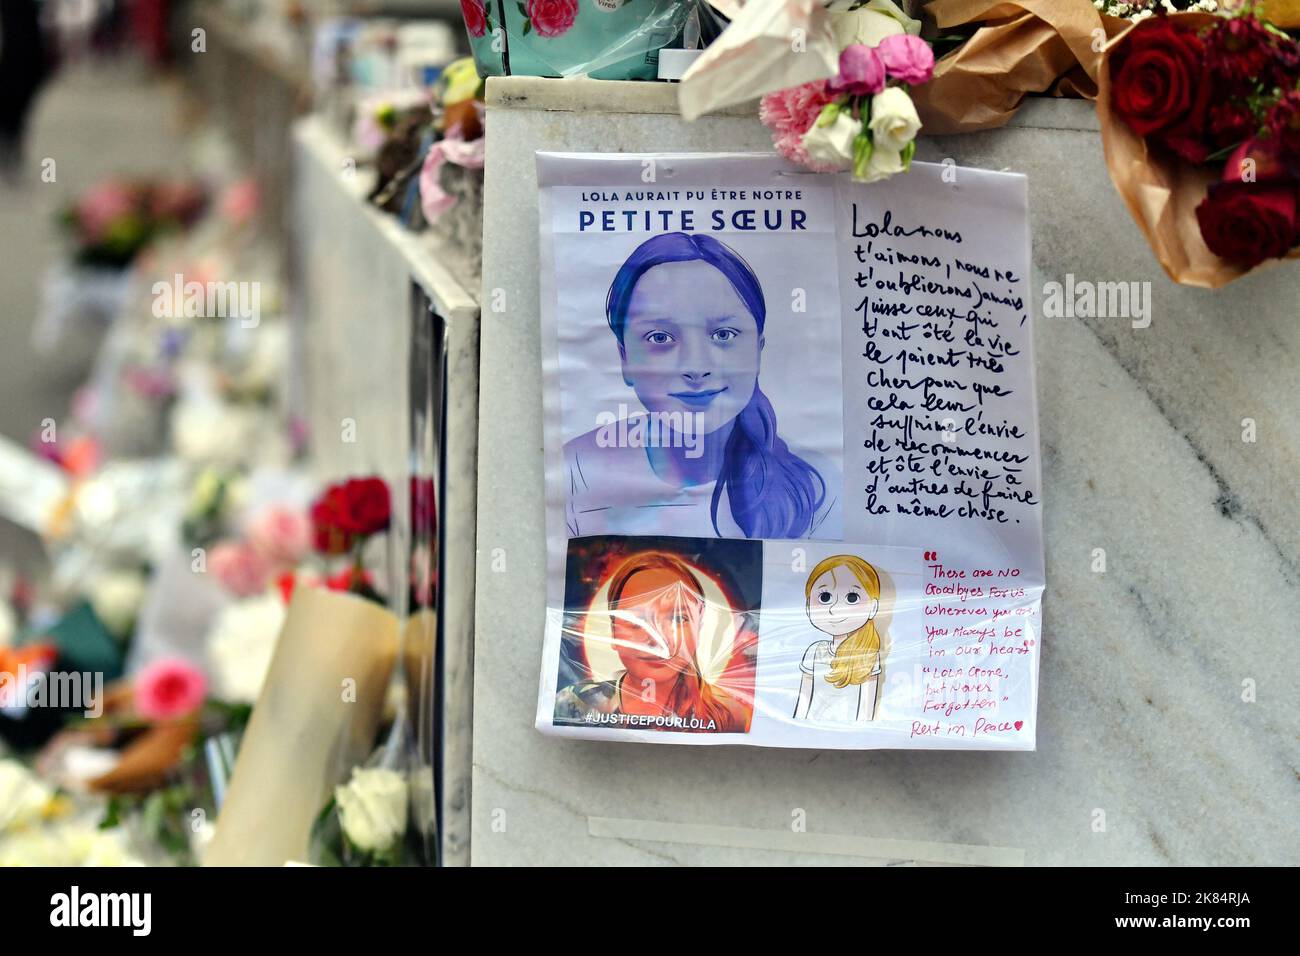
473, 80, 1298, 865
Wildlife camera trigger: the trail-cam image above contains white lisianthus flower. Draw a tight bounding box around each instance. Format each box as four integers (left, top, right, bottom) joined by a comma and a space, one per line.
830, 0, 921, 50
800, 110, 859, 170
869, 87, 921, 153
859, 145, 907, 183
89, 570, 147, 638
0, 761, 53, 834
206, 592, 286, 705
335, 767, 408, 854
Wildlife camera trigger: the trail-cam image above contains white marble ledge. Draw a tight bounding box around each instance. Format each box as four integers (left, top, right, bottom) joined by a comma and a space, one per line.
294, 115, 481, 312
472, 89, 1299, 866
485, 75, 1100, 131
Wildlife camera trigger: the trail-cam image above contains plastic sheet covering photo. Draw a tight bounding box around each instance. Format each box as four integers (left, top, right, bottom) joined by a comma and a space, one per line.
534, 151, 1045, 749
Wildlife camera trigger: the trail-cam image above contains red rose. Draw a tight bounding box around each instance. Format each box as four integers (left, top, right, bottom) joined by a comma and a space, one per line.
1111, 18, 1211, 164
1267, 91, 1300, 174
527, 0, 577, 39
1208, 102, 1256, 152
1196, 141, 1298, 267
460, 0, 487, 39
310, 485, 356, 555
340, 477, 391, 537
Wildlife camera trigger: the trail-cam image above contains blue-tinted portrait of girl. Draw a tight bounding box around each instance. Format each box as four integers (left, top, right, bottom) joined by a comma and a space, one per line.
564, 231, 841, 540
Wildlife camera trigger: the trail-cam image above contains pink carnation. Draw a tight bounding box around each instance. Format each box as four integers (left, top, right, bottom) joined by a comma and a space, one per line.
209, 539, 271, 597
135, 658, 207, 721
759, 80, 842, 172
246, 506, 312, 568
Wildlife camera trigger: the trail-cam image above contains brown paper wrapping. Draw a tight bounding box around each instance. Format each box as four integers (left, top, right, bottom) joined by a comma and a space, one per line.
912, 0, 1129, 134
1096, 13, 1300, 288
89, 719, 200, 794
205, 588, 398, 866
1259, 0, 1300, 28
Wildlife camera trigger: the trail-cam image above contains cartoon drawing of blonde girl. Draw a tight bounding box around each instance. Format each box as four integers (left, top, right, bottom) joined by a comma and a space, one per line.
793, 555, 885, 723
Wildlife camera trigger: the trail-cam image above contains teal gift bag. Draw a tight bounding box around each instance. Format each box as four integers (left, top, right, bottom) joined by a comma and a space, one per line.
458, 0, 693, 81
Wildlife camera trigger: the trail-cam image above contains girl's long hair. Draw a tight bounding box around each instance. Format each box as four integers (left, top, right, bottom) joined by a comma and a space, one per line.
607, 551, 745, 731
804, 555, 884, 688
607, 232, 825, 538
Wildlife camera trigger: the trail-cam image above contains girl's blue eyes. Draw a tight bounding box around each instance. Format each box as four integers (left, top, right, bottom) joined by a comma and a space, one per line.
641, 328, 740, 345
818, 591, 833, 605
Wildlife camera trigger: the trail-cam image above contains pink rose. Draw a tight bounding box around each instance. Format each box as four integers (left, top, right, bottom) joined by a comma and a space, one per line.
527, 0, 577, 39
209, 540, 271, 597
75, 181, 135, 244
246, 506, 311, 568
829, 44, 886, 97
135, 658, 207, 721
876, 34, 934, 86
461, 0, 487, 38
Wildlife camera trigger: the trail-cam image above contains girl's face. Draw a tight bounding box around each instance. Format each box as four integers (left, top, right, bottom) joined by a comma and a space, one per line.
610, 567, 703, 673
619, 260, 762, 437
807, 566, 878, 637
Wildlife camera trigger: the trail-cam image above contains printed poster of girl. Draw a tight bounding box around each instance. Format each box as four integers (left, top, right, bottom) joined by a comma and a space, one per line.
793, 554, 889, 723
562, 232, 843, 541
554, 535, 761, 734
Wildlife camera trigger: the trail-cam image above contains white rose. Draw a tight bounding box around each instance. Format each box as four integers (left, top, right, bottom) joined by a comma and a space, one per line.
869, 87, 921, 152
0, 761, 52, 835
65, 823, 146, 867
858, 144, 907, 183
170, 399, 258, 466
800, 110, 859, 170
89, 570, 147, 638
334, 767, 408, 854
206, 593, 287, 704
830, 0, 921, 50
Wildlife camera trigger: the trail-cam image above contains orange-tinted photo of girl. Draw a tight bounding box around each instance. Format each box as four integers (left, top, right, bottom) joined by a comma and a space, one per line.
555, 547, 757, 733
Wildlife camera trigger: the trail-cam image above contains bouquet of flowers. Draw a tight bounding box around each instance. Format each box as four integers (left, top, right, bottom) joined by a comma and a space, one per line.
759, 1, 934, 182
1100, 5, 1300, 281
59, 179, 206, 270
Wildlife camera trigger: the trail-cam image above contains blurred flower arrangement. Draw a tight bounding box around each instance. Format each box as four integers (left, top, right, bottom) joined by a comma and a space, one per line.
59, 180, 207, 270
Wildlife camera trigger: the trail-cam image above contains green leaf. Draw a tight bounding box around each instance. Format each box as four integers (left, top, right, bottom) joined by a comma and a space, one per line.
852, 133, 873, 180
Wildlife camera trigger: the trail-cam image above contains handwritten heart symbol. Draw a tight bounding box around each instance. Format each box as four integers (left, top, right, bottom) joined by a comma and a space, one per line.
1014, 720, 1023, 731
